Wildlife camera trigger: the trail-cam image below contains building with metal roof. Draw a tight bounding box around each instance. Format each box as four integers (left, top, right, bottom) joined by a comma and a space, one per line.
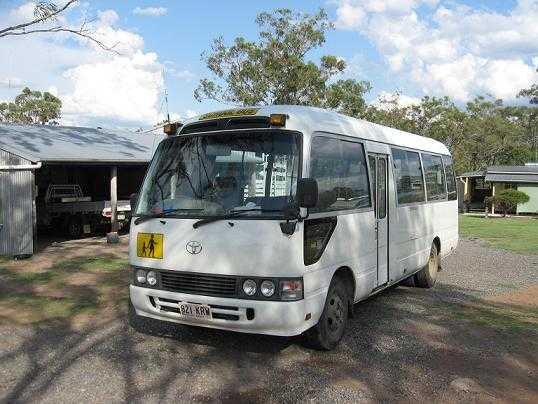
458, 163, 538, 214
0, 123, 161, 257
0, 123, 159, 164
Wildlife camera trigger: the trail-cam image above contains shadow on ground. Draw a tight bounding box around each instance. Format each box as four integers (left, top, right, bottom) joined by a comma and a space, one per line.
1, 281, 536, 403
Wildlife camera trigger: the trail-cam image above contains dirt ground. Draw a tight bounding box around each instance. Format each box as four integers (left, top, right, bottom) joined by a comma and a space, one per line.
0, 237, 537, 403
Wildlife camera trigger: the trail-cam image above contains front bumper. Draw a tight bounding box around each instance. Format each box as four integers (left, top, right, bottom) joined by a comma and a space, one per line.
130, 285, 326, 336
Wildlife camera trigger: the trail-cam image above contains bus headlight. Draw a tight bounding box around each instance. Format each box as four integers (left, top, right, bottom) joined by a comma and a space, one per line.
242, 279, 257, 296
146, 271, 157, 286
280, 279, 303, 301
260, 280, 275, 297
136, 269, 147, 284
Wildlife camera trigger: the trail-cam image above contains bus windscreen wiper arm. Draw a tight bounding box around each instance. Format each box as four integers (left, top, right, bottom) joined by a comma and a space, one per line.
192, 209, 281, 229
134, 208, 202, 225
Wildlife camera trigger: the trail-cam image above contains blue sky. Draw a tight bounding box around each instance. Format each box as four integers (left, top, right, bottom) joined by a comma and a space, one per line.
0, 0, 537, 128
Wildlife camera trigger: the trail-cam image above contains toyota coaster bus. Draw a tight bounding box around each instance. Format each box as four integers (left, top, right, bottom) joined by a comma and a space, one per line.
128, 105, 458, 350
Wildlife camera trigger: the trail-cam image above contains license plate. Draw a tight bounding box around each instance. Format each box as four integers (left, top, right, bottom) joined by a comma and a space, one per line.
178, 303, 211, 319
118, 214, 125, 220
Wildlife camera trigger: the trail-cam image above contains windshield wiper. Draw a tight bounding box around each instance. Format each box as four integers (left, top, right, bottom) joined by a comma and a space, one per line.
134, 208, 203, 225
192, 208, 284, 229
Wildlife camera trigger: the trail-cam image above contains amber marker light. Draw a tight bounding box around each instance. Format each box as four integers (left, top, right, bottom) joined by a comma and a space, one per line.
269, 114, 287, 126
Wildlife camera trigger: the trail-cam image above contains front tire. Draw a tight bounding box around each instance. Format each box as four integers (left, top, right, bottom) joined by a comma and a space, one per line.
305, 277, 349, 350
414, 242, 439, 288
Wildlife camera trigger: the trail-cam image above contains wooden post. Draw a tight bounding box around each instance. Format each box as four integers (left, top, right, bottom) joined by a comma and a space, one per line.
463, 177, 470, 212
107, 165, 119, 244
491, 183, 496, 215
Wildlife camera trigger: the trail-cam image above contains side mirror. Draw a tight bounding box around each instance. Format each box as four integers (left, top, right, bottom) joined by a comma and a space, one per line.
129, 193, 139, 212
297, 178, 318, 209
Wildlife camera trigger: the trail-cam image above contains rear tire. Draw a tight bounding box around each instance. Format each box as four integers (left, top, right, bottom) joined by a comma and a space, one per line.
304, 277, 349, 350
414, 242, 439, 288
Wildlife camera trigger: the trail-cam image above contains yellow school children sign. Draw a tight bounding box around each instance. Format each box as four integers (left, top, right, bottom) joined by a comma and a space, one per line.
137, 233, 164, 259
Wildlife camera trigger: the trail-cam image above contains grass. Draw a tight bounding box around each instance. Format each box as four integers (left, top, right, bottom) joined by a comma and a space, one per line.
0, 253, 129, 325
453, 300, 538, 334
459, 214, 538, 255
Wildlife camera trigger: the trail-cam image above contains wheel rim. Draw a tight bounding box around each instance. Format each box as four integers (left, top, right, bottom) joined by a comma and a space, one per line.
428, 248, 439, 279
325, 293, 345, 336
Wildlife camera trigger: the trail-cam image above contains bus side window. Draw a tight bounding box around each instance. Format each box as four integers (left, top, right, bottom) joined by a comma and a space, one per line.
368, 155, 376, 213
310, 137, 371, 213
391, 148, 426, 204
422, 153, 446, 201
442, 155, 457, 201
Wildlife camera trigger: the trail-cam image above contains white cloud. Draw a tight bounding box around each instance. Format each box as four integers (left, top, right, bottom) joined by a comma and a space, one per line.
9, 2, 36, 21
0, 3, 171, 126
88, 10, 145, 55
335, 2, 366, 29
132, 6, 167, 17
482, 59, 537, 100
334, 0, 538, 101
62, 51, 164, 125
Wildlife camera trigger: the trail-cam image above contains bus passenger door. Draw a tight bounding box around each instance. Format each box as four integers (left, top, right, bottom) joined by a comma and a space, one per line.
369, 154, 389, 287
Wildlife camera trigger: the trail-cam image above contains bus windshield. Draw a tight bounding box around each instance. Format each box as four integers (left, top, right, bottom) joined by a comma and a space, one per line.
136, 131, 301, 218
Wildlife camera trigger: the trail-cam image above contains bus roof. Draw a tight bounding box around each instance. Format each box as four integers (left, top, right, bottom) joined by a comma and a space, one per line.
184, 105, 451, 156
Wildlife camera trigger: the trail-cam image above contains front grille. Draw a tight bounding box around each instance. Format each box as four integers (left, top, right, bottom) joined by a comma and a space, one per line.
160, 270, 238, 297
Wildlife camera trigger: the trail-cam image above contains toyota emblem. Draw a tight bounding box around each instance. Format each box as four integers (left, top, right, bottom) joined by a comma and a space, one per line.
186, 241, 202, 255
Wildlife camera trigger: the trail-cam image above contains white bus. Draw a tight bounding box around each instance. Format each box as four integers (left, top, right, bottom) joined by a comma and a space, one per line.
129, 106, 458, 349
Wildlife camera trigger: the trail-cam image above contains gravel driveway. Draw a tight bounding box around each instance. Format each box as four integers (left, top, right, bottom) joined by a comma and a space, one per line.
1, 238, 537, 403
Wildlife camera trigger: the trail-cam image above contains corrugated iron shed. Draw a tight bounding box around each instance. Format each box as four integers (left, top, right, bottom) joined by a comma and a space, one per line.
0, 149, 34, 256
0, 123, 163, 257
0, 123, 161, 164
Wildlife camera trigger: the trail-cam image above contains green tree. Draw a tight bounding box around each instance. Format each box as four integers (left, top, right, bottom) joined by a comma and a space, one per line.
195, 8, 371, 112
0, 87, 62, 125
364, 94, 532, 174
516, 72, 538, 162
464, 96, 531, 170
362, 93, 416, 133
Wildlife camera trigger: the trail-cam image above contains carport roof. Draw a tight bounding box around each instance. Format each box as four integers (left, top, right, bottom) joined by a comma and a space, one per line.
457, 170, 486, 178
0, 123, 163, 164
485, 173, 538, 183
485, 164, 538, 183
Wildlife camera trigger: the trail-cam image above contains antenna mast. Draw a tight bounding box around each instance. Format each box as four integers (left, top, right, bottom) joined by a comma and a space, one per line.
162, 67, 170, 123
